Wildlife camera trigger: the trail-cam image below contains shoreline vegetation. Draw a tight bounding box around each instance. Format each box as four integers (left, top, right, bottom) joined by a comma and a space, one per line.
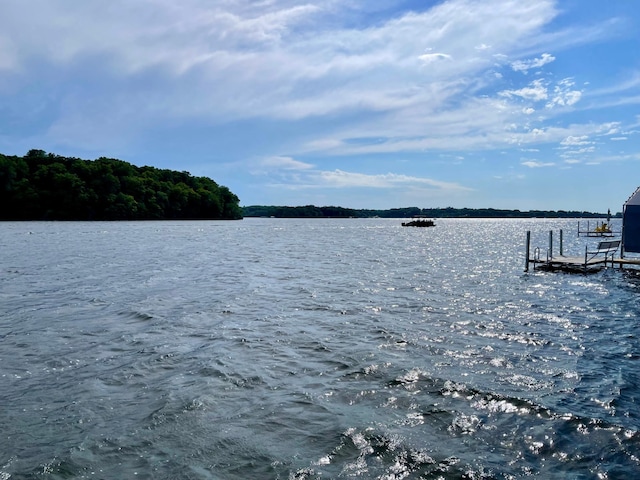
0, 150, 619, 222
242, 205, 621, 219
0, 150, 242, 220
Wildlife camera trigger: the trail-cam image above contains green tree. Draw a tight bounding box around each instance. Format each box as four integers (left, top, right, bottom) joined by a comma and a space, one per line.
0, 150, 242, 220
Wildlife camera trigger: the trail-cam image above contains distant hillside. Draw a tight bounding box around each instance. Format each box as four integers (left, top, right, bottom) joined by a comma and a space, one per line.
0, 150, 242, 220
242, 205, 619, 219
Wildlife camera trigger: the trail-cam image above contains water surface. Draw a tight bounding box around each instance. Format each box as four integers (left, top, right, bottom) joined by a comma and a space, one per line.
1, 218, 639, 479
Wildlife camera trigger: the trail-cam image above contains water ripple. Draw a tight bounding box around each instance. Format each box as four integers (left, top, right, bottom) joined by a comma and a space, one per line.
1, 218, 639, 478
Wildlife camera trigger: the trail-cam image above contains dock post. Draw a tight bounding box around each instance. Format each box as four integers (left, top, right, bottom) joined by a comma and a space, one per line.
525, 231, 531, 272
560, 229, 563, 256
549, 230, 553, 259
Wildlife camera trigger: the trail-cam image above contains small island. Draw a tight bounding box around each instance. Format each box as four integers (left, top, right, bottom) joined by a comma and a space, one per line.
0, 150, 242, 220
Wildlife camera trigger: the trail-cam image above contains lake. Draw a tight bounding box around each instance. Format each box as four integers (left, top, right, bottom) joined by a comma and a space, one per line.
1, 218, 639, 479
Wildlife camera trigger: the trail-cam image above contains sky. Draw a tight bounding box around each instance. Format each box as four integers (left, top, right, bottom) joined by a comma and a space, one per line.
1, 0, 640, 212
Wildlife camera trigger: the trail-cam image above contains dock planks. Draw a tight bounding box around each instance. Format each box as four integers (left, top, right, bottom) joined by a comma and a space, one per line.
529, 255, 610, 272
529, 254, 640, 272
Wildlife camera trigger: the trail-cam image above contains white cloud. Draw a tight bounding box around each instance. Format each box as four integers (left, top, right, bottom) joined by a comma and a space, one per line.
253, 161, 473, 194
0, 0, 630, 174
564, 147, 596, 155
0, 0, 560, 121
561, 135, 591, 146
315, 170, 470, 191
500, 79, 548, 102
498, 77, 582, 116
546, 78, 582, 108
511, 53, 555, 73
419, 52, 452, 64
587, 71, 640, 96
261, 156, 314, 170
522, 160, 555, 168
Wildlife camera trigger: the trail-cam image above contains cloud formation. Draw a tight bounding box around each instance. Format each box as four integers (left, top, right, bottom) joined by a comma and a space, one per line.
0, 0, 639, 210
0, 1, 563, 127
521, 161, 555, 168
511, 53, 556, 73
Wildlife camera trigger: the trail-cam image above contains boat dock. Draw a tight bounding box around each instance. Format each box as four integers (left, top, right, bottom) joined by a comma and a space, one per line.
531, 254, 640, 272
524, 230, 640, 272
526, 190, 640, 272
577, 219, 619, 237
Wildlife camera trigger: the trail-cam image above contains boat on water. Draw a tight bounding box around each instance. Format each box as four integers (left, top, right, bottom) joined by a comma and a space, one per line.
401, 219, 435, 227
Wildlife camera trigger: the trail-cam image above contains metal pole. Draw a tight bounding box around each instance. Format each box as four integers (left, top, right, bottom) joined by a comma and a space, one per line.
560, 229, 563, 256
525, 231, 531, 272
584, 245, 588, 272
549, 230, 553, 259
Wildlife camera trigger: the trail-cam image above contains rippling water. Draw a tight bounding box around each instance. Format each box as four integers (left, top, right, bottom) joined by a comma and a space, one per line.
1, 218, 639, 479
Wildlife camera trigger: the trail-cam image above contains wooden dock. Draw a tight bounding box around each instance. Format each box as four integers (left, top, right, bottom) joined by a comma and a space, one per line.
529, 254, 615, 272
524, 231, 635, 272
614, 257, 640, 267
530, 254, 640, 272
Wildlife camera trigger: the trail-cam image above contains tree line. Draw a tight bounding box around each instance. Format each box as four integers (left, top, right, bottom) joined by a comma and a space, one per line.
242, 205, 357, 218
242, 205, 618, 219
0, 150, 242, 220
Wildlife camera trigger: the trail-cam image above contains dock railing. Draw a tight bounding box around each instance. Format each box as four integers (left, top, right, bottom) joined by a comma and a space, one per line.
584, 240, 621, 267
525, 230, 621, 272
577, 220, 620, 237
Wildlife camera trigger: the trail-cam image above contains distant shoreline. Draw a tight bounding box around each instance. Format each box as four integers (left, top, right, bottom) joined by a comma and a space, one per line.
242, 205, 620, 219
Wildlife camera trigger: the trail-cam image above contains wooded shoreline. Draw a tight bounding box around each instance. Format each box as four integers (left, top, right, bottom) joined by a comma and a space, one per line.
0, 150, 619, 221
242, 205, 620, 219
0, 150, 242, 221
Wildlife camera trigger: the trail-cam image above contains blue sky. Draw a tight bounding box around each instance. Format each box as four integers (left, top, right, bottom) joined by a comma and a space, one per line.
1, 0, 639, 212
